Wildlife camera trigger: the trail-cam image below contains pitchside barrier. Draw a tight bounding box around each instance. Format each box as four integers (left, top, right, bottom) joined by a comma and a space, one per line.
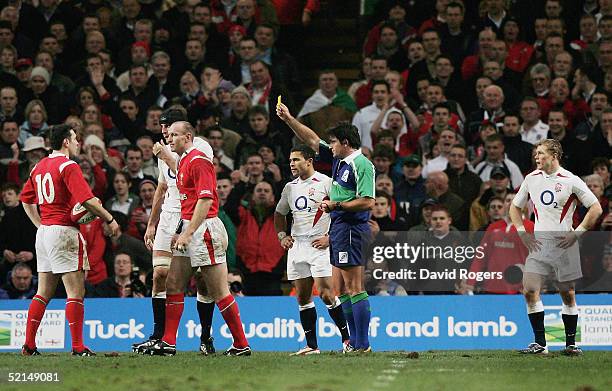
1, 295, 611, 352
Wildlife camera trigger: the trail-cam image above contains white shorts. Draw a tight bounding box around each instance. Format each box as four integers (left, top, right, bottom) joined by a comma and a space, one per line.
525, 238, 582, 282
287, 238, 332, 280
36, 225, 89, 274
173, 217, 228, 268
153, 210, 182, 265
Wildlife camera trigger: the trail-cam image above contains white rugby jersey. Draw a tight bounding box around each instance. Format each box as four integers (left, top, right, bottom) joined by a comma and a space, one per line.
276, 171, 331, 238
512, 167, 598, 234
158, 137, 214, 213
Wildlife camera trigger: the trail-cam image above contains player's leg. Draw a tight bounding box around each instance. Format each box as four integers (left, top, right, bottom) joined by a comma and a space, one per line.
292, 276, 320, 354
195, 270, 216, 355
557, 281, 581, 355
340, 265, 371, 351
335, 266, 357, 351
314, 276, 350, 346
23, 272, 60, 355
160, 255, 192, 347
62, 270, 94, 356
519, 271, 547, 354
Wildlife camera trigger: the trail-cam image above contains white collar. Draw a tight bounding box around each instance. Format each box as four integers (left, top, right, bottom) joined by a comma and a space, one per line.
340, 149, 362, 165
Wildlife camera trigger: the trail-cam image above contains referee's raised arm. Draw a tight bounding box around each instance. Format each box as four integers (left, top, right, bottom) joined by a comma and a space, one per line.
276, 102, 321, 152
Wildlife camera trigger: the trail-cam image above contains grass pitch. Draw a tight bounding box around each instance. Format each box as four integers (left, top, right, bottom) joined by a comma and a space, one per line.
1, 350, 610, 391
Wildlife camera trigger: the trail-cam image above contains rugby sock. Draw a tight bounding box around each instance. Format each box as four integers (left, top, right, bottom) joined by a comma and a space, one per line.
162, 293, 184, 345
66, 298, 85, 350
217, 295, 248, 348
351, 292, 371, 350
562, 304, 579, 347
197, 294, 215, 342
25, 295, 48, 349
527, 300, 546, 347
339, 294, 356, 347
299, 302, 318, 349
326, 297, 350, 342
151, 292, 166, 340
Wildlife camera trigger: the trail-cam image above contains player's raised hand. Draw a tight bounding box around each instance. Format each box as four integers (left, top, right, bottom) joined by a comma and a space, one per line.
144, 225, 156, 250
311, 235, 329, 250
276, 102, 293, 122
153, 139, 167, 156
280, 235, 294, 250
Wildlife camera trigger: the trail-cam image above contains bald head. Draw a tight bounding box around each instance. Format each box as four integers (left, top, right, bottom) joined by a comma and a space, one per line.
483, 85, 504, 110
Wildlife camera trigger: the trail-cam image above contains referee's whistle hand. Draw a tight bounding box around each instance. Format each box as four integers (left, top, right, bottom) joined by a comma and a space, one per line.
319, 200, 333, 213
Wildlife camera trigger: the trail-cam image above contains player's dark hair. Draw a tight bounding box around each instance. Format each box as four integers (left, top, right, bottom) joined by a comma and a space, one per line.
49, 124, 73, 150
290, 144, 316, 161
327, 122, 361, 149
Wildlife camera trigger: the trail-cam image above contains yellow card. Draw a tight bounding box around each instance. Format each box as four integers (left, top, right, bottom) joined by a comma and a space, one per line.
277, 95, 282, 107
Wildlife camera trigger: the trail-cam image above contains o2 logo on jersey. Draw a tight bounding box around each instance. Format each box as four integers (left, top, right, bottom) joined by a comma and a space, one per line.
167, 168, 176, 180
540, 190, 558, 208
294, 196, 312, 212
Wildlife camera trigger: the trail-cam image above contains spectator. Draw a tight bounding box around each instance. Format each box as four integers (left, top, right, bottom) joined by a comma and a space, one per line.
34, 49, 75, 98
136, 135, 159, 178
547, 109, 593, 176
254, 23, 300, 98
440, 1, 475, 68
371, 190, 403, 231
217, 174, 237, 270
194, 105, 242, 160
573, 174, 609, 231
474, 133, 524, 189
445, 143, 482, 208
594, 108, 612, 159
363, 2, 415, 58
395, 154, 426, 223
246, 60, 294, 120
123, 145, 157, 194
424, 171, 466, 230
352, 80, 391, 151
501, 114, 534, 175
92, 252, 146, 298
478, 196, 505, 231
348, 56, 371, 101
501, 16, 533, 73
104, 171, 140, 216
126, 179, 156, 240
519, 97, 549, 145
235, 105, 289, 168
461, 28, 497, 81
0, 86, 23, 124
575, 91, 608, 142
526, 63, 551, 99
422, 127, 459, 178
470, 166, 511, 231
0, 262, 36, 299
147, 51, 180, 107
466, 85, 505, 145
539, 77, 589, 130
103, 211, 151, 273
8, 136, 48, 185
375, 174, 409, 226
19, 99, 49, 145
355, 55, 388, 109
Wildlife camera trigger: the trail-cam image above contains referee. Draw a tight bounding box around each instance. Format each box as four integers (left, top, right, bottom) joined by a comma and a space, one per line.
277, 103, 375, 352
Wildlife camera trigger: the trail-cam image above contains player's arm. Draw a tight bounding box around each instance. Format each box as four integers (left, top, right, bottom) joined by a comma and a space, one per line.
576, 201, 603, 231
184, 198, 213, 238
144, 172, 167, 249
274, 184, 294, 249
276, 102, 320, 152
82, 197, 119, 234
572, 180, 603, 232
22, 203, 41, 228
509, 180, 540, 252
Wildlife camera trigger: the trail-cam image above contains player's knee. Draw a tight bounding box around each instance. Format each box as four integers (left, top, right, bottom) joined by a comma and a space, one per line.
318, 289, 335, 305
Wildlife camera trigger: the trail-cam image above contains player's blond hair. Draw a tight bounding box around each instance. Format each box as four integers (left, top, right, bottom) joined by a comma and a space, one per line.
535, 139, 563, 161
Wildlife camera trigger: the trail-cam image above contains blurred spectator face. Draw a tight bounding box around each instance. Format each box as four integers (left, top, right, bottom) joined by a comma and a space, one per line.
236, 0, 255, 20
490, 174, 509, 192
375, 175, 393, 194
122, 0, 141, 20
137, 138, 154, 161
520, 100, 541, 124
594, 162, 610, 185
431, 210, 451, 235
229, 28, 245, 49
207, 129, 223, 151
2, 187, 18, 207
445, 5, 463, 30
253, 181, 274, 206
385, 71, 401, 90
126, 149, 143, 172
600, 18, 612, 40
483, 86, 503, 110
185, 40, 204, 62
546, 18, 564, 35
373, 154, 391, 173
145, 109, 161, 132
26, 147, 46, 164
258, 145, 275, 164
193, 5, 212, 25
544, 36, 563, 59
85, 31, 105, 54
480, 123, 497, 139
239, 39, 258, 62
585, 176, 604, 198
370, 58, 388, 80
553, 52, 572, 78
503, 20, 519, 42
255, 25, 275, 49
534, 18, 548, 41
28, 104, 45, 125
502, 116, 520, 137
82, 104, 100, 123
426, 85, 444, 107
388, 4, 406, 22
531, 72, 550, 95
15, 62, 32, 83
422, 31, 441, 55
180, 71, 199, 95
362, 57, 372, 78
0, 87, 17, 113
600, 42, 612, 68
249, 113, 269, 135
590, 93, 608, 118
502, 193, 515, 216
0, 26, 13, 46
113, 173, 130, 196
482, 61, 502, 80
11, 266, 32, 291
371, 83, 390, 107
1, 46, 14, 69
545, 0, 562, 17
386, 112, 404, 131
114, 253, 132, 278
129, 66, 148, 89
84, 123, 104, 140
416, 79, 430, 102
478, 29, 496, 55
550, 78, 569, 103
189, 24, 207, 43
30, 75, 47, 95
407, 42, 425, 63
89, 144, 104, 163
438, 129, 456, 154
66, 116, 83, 135
485, 139, 504, 161
151, 55, 170, 79
139, 182, 155, 205
379, 26, 398, 49
492, 40, 507, 62
402, 161, 422, 180
448, 146, 466, 170
432, 107, 450, 128
100, 51, 113, 74
434, 57, 453, 79
217, 178, 233, 204
86, 56, 103, 73
0, 6, 18, 30
120, 99, 138, 120
372, 196, 390, 218
231, 92, 249, 112
250, 62, 271, 87
580, 15, 597, 41
318, 72, 337, 96
35, 52, 54, 72
487, 198, 504, 221
246, 155, 264, 176
154, 26, 170, 43
134, 21, 152, 43
0, 121, 19, 145
50, 22, 67, 42
475, 77, 492, 101
131, 45, 149, 64
82, 16, 100, 34
217, 88, 232, 104
40, 36, 60, 55
377, 135, 395, 149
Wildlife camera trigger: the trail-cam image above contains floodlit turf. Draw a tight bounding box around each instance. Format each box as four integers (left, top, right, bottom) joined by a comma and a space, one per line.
1, 350, 611, 391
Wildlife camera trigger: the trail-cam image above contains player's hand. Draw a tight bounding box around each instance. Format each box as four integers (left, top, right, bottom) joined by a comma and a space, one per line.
173, 232, 192, 252
276, 102, 293, 122
319, 200, 334, 213
106, 220, 120, 237
16, 251, 34, 262
556, 232, 578, 249
311, 235, 329, 250
280, 235, 294, 250
3, 249, 16, 262
368, 219, 380, 236
144, 225, 156, 250
518, 231, 541, 253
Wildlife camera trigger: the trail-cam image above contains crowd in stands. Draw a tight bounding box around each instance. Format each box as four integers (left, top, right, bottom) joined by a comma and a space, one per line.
0, 0, 610, 299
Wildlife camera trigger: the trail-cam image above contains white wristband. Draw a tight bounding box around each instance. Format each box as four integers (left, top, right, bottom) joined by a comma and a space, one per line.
574, 225, 587, 237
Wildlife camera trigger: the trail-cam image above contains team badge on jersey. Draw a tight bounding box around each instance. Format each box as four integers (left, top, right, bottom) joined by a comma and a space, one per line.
341, 170, 349, 182
308, 188, 315, 196
555, 183, 563, 192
